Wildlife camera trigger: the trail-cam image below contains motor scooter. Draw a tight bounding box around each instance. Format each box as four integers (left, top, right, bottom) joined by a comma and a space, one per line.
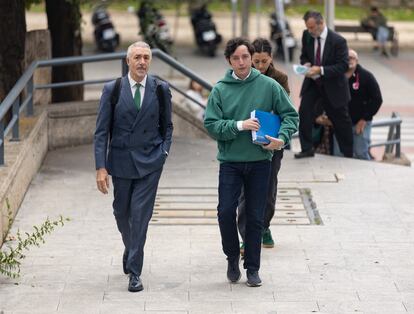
92, 4, 120, 52
137, 1, 173, 54
190, 5, 222, 57
269, 12, 296, 62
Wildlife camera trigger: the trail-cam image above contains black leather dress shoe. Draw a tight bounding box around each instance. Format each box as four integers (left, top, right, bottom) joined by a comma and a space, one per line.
227, 256, 241, 283
128, 274, 143, 292
122, 250, 129, 275
294, 150, 315, 159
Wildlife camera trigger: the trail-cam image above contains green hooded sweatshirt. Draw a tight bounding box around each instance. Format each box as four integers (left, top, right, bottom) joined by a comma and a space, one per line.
204, 68, 298, 163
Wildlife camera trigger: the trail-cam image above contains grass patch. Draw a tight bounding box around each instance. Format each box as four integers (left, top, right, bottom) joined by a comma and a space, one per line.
26, 1, 414, 21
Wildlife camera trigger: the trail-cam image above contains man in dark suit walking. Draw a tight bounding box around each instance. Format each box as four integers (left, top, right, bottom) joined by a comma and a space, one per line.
295, 10, 353, 158
94, 41, 173, 292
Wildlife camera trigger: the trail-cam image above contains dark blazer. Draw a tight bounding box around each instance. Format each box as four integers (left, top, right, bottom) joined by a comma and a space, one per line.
300, 28, 351, 108
348, 64, 382, 124
94, 75, 173, 179
266, 63, 290, 95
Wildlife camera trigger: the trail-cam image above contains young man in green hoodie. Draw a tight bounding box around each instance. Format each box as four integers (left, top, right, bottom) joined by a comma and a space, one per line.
204, 37, 298, 287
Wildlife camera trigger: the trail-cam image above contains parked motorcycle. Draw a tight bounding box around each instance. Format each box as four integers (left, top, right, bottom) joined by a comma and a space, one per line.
137, 1, 173, 54
190, 5, 222, 57
269, 12, 296, 62
91, 4, 120, 52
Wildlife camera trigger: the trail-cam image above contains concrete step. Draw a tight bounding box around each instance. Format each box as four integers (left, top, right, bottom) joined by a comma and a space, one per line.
150, 217, 311, 225
151, 187, 314, 225
153, 209, 308, 219
155, 194, 304, 204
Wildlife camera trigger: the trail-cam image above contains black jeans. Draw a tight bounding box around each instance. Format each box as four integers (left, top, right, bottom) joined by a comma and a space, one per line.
218, 160, 271, 271
238, 150, 283, 241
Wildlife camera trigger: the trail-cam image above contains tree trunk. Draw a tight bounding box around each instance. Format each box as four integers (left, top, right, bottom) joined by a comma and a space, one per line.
45, 0, 83, 103
0, 0, 26, 102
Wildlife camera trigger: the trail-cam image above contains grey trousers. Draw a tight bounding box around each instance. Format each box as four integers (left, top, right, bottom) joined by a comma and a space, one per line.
112, 168, 162, 276
237, 150, 283, 241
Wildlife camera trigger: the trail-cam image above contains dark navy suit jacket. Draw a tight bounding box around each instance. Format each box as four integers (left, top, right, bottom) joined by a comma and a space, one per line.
300, 29, 351, 108
94, 75, 173, 179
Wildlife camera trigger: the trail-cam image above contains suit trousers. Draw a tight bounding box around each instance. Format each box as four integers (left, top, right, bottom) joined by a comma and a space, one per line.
299, 83, 353, 157
218, 160, 271, 271
112, 168, 163, 276
237, 150, 283, 241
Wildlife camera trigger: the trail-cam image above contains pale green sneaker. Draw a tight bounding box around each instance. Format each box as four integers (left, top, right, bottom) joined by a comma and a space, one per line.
262, 228, 274, 248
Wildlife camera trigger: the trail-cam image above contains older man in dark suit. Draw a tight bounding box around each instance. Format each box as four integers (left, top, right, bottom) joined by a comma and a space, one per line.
295, 10, 353, 158
94, 41, 173, 292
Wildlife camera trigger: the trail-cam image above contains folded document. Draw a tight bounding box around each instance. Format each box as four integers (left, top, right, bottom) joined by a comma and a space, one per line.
293, 64, 309, 75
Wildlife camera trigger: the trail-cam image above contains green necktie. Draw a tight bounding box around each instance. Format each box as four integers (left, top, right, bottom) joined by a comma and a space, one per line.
134, 83, 141, 111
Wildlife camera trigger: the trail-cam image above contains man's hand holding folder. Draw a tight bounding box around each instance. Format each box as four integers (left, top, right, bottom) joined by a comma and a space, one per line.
250, 110, 282, 149
262, 136, 284, 151
242, 117, 260, 131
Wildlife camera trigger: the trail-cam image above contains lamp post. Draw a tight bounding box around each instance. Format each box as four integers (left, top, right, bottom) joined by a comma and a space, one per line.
231, 0, 238, 38
325, 0, 335, 30
274, 0, 289, 64
241, 0, 250, 38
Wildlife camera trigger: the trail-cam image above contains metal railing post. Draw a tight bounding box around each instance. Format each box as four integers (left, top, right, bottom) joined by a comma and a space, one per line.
385, 124, 395, 154
27, 77, 34, 116
11, 97, 20, 141
0, 119, 4, 166
122, 58, 128, 76
396, 123, 401, 158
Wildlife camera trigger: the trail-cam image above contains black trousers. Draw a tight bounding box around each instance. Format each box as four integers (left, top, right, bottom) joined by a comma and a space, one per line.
299, 84, 353, 157
237, 150, 283, 241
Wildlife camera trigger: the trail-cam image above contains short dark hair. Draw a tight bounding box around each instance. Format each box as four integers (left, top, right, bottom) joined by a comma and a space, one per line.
224, 37, 254, 59
252, 38, 272, 56
303, 10, 324, 24
370, 6, 379, 12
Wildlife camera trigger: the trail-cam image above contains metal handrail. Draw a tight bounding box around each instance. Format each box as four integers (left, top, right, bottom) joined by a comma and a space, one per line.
155, 75, 206, 110
152, 50, 213, 91
0, 62, 37, 119
371, 115, 402, 128
0, 49, 212, 166
290, 112, 402, 159
370, 112, 401, 158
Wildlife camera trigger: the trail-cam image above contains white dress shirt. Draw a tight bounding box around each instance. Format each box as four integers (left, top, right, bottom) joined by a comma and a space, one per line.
231, 69, 252, 81
128, 73, 147, 107
231, 69, 252, 131
314, 26, 328, 76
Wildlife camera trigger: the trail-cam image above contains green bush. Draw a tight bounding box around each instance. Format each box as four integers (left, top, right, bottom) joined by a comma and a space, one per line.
0, 212, 69, 278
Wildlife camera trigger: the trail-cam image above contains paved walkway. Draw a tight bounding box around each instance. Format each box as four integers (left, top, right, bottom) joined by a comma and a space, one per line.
1, 137, 414, 314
